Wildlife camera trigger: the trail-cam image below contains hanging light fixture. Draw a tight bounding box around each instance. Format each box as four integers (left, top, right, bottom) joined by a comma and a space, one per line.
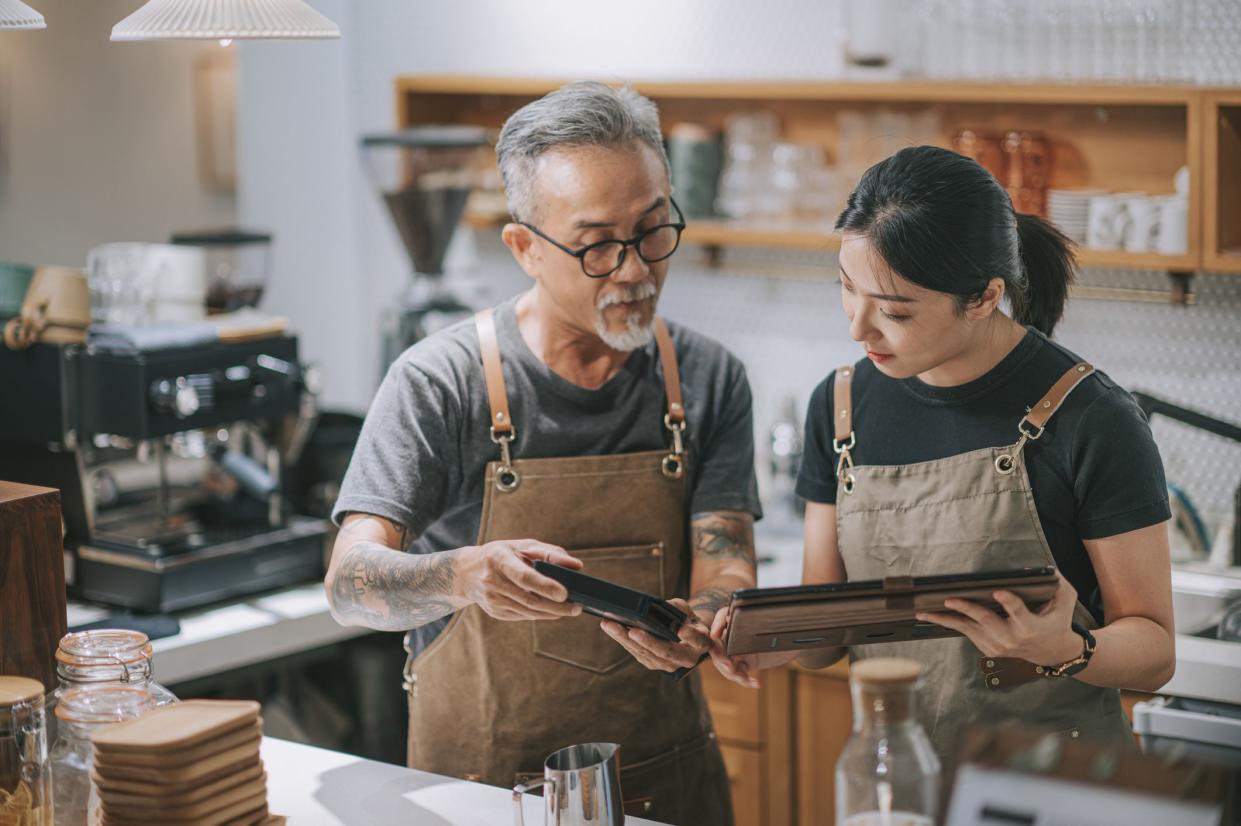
111, 0, 340, 42
0, 0, 46, 30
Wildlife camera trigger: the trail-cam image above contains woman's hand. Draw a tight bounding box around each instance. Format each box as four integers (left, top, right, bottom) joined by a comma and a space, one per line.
916, 571, 1084, 666
705, 604, 799, 688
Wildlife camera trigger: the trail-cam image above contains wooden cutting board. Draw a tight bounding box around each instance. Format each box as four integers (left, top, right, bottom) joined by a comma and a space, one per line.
92, 700, 260, 753
93, 721, 261, 769
92, 740, 260, 785
92, 764, 264, 803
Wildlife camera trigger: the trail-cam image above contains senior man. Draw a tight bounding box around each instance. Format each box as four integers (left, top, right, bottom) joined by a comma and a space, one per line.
326, 81, 759, 825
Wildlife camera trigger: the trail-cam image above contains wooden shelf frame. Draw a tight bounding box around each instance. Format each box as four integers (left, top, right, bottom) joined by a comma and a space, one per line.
1203, 91, 1241, 274
397, 76, 1241, 277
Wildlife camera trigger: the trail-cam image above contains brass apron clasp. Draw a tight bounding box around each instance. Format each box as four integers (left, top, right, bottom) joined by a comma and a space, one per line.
490, 426, 522, 492
833, 432, 856, 495
662, 413, 686, 479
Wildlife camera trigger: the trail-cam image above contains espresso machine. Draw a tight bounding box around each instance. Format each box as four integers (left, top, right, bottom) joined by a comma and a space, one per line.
0, 333, 329, 612
360, 125, 490, 372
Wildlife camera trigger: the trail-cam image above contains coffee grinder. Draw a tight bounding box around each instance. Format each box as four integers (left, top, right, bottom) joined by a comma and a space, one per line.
360, 126, 490, 372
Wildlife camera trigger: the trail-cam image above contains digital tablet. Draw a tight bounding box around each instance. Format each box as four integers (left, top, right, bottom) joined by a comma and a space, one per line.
724, 566, 1059, 656
533, 561, 687, 643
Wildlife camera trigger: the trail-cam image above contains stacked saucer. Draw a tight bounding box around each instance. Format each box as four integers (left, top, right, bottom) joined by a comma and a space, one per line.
1047, 188, 1102, 244
90, 700, 283, 825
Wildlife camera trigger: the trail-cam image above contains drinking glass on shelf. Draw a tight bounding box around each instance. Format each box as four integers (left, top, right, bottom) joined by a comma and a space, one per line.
86, 243, 151, 326
716, 111, 780, 220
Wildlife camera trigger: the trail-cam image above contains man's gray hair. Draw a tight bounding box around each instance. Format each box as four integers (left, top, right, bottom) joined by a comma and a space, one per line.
495, 81, 670, 222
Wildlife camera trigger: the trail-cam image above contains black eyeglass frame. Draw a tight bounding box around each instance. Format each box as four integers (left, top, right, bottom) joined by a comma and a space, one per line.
517, 198, 687, 278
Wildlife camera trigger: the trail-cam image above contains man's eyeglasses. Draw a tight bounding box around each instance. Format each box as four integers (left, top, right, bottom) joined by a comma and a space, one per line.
519, 198, 686, 278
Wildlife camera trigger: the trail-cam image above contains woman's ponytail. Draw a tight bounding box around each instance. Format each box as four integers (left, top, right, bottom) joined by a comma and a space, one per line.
837, 147, 1079, 336
1012, 212, 1076, 337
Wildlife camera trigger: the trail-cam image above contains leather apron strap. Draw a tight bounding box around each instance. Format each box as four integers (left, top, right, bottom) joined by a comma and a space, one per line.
994, 362, 1095, 476
832, 365, 857, 494
833, 365, 855, 444
1025, 362, 1095, 432
475, 309, 514, 437
653, 318, 685, 425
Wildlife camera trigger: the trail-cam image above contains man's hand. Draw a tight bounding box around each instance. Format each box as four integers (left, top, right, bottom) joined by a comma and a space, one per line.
600, 598, 712, 672
456, 539, 585, 621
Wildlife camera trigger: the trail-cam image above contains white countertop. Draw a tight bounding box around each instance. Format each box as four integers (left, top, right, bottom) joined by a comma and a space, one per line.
67, 525, 1241, 705
262, 736, 668, 826
67, 584, 371, 685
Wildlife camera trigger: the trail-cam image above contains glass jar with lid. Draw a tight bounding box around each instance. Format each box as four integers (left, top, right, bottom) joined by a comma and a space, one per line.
0, 676, 54, 826
53, 631, 178, 709
50, 685, 153, 826
835, 657, 941, 826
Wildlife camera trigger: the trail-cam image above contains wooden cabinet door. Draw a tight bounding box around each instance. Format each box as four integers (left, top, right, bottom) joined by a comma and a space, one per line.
795, 664, 853, 826
720, 742, 763, 826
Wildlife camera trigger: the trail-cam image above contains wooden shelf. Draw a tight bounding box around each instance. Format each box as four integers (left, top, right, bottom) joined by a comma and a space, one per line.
467, 209, 1200, 272
1074, 248, 1198, 271
397, 75, 1201, 107
682, 219, 839, 251
400, 76, 1241, 280
1204, 94, 1241, 273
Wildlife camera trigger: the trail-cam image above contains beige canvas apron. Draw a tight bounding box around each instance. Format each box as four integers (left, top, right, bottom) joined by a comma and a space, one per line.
831, 361, 1134, 768
404, 309, 733, 825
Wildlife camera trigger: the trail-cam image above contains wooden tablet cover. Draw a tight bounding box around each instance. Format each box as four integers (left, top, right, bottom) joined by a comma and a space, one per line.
725, 571, 1058, 656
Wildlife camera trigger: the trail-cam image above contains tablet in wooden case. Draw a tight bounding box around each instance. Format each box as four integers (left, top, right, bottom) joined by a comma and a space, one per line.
724, 566, 1059, 656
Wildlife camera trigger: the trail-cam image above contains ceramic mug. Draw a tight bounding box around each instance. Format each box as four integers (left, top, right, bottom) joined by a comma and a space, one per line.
144, 244, 207, 322
0, 262, 36, 321
1156, 197, 1189, 255
3, 265, 91, 350
1123, 196, 1163, 253
1086, 194, 1127, 251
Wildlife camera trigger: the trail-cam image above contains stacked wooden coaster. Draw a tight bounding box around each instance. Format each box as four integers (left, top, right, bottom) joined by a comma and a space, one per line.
90, 699, 284, 826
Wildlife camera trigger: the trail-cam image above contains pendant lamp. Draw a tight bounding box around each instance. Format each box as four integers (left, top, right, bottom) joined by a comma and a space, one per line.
111, 0, 340, 41
0, 0, 46, 30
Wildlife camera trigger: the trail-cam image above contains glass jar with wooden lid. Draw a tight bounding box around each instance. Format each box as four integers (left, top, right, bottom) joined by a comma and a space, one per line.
50, 685, 153, 826
0, 676, 53, 826
835, 657, 941, 826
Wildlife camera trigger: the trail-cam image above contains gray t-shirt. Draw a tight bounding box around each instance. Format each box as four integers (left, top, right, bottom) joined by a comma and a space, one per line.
332, 296, 762, 654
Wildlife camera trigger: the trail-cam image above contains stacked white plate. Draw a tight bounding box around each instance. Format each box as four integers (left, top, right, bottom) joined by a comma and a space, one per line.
1047, 188, 1103, 244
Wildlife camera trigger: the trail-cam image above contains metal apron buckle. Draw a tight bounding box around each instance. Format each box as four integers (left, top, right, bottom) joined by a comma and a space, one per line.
833, 432, 856, 494
401, 633, 416, 693
490, 426, 521, 492
994, 417, 1044, 475
662, 414, 686, 480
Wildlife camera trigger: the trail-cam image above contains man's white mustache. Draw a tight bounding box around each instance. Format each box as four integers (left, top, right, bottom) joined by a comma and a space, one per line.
596, 281, 657, 310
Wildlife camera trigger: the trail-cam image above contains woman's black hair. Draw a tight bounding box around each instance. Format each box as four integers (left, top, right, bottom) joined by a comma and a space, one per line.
835, 145, 1075, 337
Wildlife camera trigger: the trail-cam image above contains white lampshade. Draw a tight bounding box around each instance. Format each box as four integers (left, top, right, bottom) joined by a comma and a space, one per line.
111, 0, 340, 41
0, 0, 46, 30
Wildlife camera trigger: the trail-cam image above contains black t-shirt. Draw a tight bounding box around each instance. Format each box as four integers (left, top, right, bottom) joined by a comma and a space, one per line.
795, 327, 1171, 623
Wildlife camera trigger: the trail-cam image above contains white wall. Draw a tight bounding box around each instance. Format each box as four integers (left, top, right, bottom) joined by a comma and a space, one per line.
0, 0, 236, 267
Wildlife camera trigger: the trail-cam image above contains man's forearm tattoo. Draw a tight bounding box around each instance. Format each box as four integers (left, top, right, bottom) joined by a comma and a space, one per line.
331, 542, 458, 630
690, 511, 756, 562
690, 586, 732, 618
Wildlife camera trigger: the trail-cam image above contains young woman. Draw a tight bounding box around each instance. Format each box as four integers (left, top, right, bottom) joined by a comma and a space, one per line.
712, 145, 1174, 763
